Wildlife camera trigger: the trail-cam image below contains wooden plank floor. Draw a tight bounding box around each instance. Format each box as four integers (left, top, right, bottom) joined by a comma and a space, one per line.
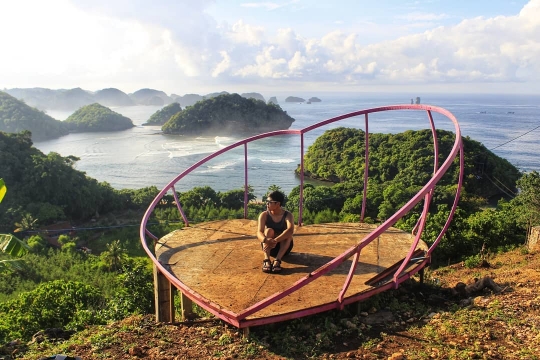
156, 219, 427, 321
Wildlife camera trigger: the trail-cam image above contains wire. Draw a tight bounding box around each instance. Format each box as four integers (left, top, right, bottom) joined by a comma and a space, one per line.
489, 124, 540, 151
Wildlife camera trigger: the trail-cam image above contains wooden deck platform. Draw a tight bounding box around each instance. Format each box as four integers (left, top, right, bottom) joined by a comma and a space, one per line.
155, 219, 428, 325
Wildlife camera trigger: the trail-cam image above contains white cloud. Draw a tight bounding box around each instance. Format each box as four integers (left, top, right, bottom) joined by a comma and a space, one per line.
1, 0, 540, 93
227, 20, 265, 45
212, 51, 231, 77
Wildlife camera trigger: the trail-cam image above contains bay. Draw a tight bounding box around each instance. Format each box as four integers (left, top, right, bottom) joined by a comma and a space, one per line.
35, 93, 540, 198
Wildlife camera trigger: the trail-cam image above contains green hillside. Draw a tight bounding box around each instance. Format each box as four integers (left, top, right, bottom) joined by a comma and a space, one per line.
300, 127, 521, 200
0, 91, 68, 141
64, 103, 134, 132
144, 102, 182, 125
162, 93, 295, 135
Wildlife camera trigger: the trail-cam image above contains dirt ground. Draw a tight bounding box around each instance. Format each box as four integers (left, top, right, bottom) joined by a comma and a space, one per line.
4, 247, 540, 360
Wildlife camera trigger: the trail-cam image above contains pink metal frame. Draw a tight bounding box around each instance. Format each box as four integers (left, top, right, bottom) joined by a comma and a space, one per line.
140, 104, 464, 328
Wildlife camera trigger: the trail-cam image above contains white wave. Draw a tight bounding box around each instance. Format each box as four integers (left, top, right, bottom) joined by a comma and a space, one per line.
207, 160, 237, 169
134, 151, 170, 159
215, 136, 234, 148
163, 142, 214, 158
260, 158, 295, 164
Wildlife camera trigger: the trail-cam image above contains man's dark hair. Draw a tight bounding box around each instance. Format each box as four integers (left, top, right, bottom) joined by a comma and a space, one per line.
268, 190, 285, 205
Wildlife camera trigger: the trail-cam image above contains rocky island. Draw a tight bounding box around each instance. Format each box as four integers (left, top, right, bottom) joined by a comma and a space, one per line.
161, 93, 295, 136
64, 103, 134, 132
285, 96, 305, 103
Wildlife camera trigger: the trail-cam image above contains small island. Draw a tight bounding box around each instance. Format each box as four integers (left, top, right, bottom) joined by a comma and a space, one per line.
144, 102, 182, 126
162, 93, 295, 136
64, 103, 134, 132
308, 97, 322, 102
285, 96, 305, 103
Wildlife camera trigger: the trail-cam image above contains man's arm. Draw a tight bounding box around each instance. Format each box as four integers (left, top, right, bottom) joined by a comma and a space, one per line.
257, 212, 267, 242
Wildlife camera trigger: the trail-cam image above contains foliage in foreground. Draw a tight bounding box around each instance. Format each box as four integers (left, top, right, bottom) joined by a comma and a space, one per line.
0, 259, 153, 344
7, 247, 540, 360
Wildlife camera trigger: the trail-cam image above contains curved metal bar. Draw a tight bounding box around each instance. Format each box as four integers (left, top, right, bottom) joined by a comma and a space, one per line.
244, 143, 249, 219
237, 106, 462, 320
171, 185, 189, 226
299, 133, 305, 226
427, 141, 465, 255
360, 113, 369, 222
140, 104, 463, 327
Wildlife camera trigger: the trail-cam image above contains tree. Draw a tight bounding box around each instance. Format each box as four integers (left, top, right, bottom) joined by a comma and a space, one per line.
14, 213, 38, 233
99, 240, 128, 272
180, 186, 219, 209
512, 171, 540, 238
219, 186, 255, 209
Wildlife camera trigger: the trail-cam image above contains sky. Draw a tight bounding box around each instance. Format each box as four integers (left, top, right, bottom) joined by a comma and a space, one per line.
1, 0, 539, 96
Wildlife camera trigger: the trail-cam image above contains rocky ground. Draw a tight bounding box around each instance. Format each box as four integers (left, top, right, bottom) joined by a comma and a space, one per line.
2, 247, 539, 359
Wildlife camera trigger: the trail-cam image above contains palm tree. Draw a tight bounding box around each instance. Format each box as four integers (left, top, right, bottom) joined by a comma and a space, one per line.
14, 213, 39, 233
100, 240, 128, 272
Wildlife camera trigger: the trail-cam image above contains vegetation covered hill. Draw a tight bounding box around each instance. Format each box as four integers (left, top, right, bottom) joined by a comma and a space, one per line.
0, 131, 162, 231
64, 103, 134, 132
301, 127, 521, 200
0, 91, 68, 141
162, 93, 295, 136
144, 102, 182, 125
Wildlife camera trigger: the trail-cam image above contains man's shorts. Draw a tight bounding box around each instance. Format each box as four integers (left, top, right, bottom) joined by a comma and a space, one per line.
263, 239, 294, 258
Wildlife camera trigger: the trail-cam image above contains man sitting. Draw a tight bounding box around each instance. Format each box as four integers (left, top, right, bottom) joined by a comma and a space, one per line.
257, 190, 294, 273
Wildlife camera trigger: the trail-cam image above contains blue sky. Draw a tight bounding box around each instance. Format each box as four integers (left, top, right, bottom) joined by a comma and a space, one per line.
1, 0, 538, 95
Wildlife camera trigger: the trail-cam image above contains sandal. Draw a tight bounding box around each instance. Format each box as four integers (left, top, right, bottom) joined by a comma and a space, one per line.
262, 259, 272, 273
272, 259, 282, 273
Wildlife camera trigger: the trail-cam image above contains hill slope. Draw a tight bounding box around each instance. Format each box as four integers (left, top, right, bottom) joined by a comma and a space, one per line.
64, 103, 134, 132
7, 247, 539, 359
0, 91, 68, 140
162, 93, 295, 135
144, 102, 182, 125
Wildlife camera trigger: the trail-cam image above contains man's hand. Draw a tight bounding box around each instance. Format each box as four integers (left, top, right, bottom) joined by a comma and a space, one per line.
263, 238, 277, 251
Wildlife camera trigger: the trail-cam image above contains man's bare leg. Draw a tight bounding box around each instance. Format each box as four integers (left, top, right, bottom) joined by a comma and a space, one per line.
262, 228, 275, 262
272, 237, 292, 272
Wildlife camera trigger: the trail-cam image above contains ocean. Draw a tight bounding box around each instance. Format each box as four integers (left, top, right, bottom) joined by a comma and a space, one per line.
35, 93, 540, 198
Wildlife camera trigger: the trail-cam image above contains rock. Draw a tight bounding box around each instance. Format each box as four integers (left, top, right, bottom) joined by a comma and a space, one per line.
285, 96, 305, 102
359, 310, 395, 325
388, 352, 405, 360
129, 346, 145, 356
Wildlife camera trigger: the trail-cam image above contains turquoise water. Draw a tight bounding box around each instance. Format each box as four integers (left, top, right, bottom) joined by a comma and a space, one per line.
35, 93, 540, 197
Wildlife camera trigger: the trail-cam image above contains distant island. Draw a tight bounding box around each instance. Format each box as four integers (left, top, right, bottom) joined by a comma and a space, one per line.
308, 97, 322, 102
162, 93, 294, 136
144, 102, 182, 126
285, 96, 305, 103
64, 103, 134, 132
4, 87, 272, 111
